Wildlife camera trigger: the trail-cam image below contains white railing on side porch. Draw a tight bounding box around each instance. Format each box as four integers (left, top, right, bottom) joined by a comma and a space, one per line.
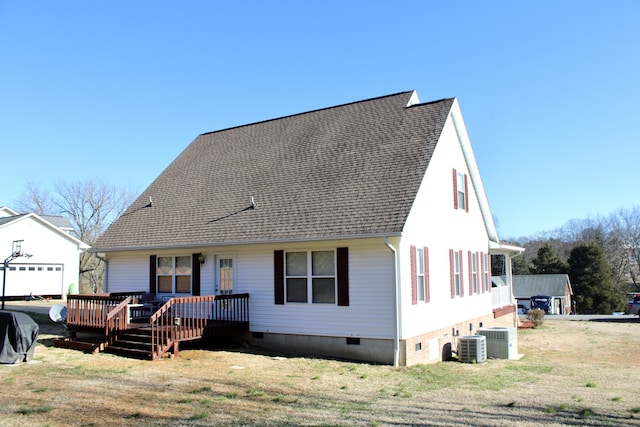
492, 285, 513, 309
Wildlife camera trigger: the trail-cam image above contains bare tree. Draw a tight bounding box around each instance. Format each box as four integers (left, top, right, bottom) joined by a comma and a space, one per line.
14, 182, 56, 215
608, 205, 640, 287
14, 180, 135, 292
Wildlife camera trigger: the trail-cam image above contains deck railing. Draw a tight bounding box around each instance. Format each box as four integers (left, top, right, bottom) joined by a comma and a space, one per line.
149, 294, 249, 360
65, 292, 249, 359
492, 285, 513, 309
66, 293, 141, 331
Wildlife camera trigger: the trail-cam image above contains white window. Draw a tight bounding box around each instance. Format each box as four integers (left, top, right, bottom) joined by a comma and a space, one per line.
471, 252, 478, 294
484, 253, 490, 291
417, 248, 425, 302
457, 172, 466, 211
454, 251, 461, 296
157, 256, 192, 294
286, 250, 336, 304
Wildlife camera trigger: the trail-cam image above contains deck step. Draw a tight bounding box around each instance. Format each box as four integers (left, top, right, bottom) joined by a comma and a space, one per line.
105, 326, 154, 359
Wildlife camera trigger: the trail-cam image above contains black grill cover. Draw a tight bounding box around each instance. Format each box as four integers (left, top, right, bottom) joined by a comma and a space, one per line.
0, 311, 39, 364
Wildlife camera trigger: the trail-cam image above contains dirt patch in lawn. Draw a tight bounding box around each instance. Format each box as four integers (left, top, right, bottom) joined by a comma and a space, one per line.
1, 311, 639, 426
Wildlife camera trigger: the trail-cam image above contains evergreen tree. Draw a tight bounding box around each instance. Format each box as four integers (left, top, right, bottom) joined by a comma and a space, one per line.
568, 244, 626, 314
530, 244, 567, 274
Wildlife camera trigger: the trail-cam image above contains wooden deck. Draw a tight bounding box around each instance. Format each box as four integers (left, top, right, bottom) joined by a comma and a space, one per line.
57, 293, 249, 360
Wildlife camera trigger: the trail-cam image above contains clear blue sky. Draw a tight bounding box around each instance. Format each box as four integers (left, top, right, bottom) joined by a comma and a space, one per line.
1, 1, 638, 239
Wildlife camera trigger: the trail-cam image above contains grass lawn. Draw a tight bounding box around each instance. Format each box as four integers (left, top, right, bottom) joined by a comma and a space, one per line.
0, 312, 639, 426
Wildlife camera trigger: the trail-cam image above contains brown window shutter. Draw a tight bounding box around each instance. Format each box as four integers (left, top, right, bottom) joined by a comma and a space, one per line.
410, 245, 417, 305
274, 250, 284, 304
459, 250, 464, 297
464, 174, 469, 212
449, 249, 455, 299
149, 255, 157, 295
424, 247, 430, 303
192, 253, 201, 296
452, 168, 458, 210
337, 247, 349, 306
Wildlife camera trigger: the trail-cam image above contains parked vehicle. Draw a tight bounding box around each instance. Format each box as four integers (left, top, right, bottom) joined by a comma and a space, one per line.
530, 295, 552, 314
517, 304, 529, 315
625, 294, 640, 315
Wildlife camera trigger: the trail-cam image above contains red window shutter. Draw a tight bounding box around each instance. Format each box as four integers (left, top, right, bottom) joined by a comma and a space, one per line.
468, 251, 473, 296
459, 250, 464, 297
191, 253, 201, 296
449, 249, 455, 299
464, 174, 469, 212
452, 168, 458, 210
337, 247, 349, 306
410, 245, 417, 305
424, 247, 430, 303
274, 250, 284, 304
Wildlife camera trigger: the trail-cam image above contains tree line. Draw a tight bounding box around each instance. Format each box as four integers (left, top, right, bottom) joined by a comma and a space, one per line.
505, 206, 640, 314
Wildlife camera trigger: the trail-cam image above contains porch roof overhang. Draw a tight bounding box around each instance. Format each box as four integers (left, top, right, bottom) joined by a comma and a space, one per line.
489, 240, 525, 256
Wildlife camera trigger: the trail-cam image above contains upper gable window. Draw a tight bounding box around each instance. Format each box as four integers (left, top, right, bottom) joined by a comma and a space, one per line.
453, 168, 469, 212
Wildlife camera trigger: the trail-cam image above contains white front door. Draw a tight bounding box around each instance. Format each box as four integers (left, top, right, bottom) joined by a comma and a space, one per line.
216, 256, 234, 295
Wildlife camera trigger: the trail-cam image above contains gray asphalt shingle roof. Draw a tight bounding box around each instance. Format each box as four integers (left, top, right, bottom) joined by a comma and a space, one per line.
93, 91, 455, 251
513, 274, 572, 298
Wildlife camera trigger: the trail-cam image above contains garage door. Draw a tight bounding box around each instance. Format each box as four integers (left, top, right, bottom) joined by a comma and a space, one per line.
2, 263, 64, 297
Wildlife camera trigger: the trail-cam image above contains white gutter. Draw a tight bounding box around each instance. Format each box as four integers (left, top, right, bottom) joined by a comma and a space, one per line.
384, 237, 401, 367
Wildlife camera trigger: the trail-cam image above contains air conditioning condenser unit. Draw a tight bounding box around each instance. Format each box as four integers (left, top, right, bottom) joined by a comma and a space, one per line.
458, 335, 486, 364
477, 327, 517, 359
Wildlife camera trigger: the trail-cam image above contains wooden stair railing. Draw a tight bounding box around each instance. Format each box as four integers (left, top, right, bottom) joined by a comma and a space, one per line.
105, 297, 132, 345
149, 294, 250, 360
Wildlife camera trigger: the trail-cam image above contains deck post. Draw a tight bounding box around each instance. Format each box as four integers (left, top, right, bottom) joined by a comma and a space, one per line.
172, 341, 180, 358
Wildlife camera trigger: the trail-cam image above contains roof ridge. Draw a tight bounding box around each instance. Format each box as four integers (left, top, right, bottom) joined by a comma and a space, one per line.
200, 91, 415, 137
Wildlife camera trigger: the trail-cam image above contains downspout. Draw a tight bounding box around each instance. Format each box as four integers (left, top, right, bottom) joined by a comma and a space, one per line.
95, 253, 108, 293
384, 237, 401, 367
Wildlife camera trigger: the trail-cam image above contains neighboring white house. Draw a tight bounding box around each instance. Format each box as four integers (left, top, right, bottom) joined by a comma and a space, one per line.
0, 206, 89, 299
91, 91, 523, 366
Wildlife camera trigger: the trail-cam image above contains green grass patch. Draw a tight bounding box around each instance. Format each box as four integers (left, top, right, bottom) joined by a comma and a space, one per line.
612, 396, 622, 402
33, 387, 48, 393
189, 412, 208, 421
630, 407, 640, 414
585, 381, 596, 388
246, 388, 265, 397
544, 406, 556, 415
15, 406, 53, 415
580, 408, 596, 417
189, 386, 212, 394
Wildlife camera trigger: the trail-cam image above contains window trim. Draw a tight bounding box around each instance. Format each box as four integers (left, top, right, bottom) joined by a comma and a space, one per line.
453, 168, 469, 212
284, 249, 337, 304
469, 251, 478, 295
156, 255, 193, 295
275, 248, 349, 306
483, 252, 491, 293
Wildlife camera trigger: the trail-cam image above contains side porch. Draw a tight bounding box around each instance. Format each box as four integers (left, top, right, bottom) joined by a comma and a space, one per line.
55, 292, 249, 360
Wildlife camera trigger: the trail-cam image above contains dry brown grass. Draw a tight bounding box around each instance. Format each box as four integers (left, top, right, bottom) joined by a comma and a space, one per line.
1, 312, 639, 426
